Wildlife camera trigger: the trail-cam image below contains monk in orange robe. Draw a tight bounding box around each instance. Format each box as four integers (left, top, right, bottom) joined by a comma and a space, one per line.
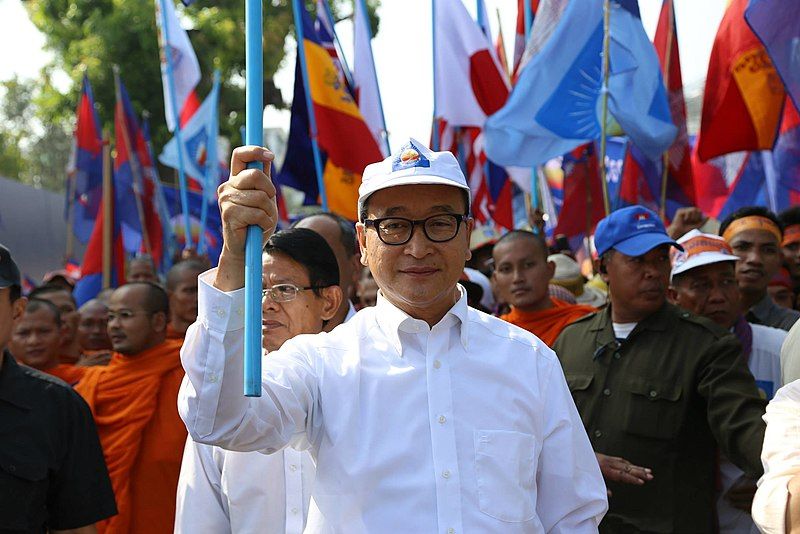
76, 282, 186, 534
8, 298, 86, 385
28, 285, 82, 364
76, 298, 113, 367
493, 231, 595, 346
165, 260, 206, 340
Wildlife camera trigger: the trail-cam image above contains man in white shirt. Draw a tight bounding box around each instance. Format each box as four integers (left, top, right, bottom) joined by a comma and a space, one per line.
178, 139, 607, 532
175, 228, 344, 533
752, 380, 800, 533
668, 230, 786, 533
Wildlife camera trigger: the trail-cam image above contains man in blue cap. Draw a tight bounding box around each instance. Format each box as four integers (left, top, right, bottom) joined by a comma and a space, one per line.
553, 205, 767, 533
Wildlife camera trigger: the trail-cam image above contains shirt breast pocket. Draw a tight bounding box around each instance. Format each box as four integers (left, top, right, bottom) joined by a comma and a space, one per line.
623, 377, 683, 440
0, 457, 47, 530
474, 429, 536, 523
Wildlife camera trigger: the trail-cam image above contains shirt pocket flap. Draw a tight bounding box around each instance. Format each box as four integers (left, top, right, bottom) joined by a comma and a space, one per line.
626, 376, 682, 402
0, 457, 46, 482
566, 374, 594, 393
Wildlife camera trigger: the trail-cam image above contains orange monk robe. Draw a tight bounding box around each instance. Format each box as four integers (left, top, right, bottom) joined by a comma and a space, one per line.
76, 339, 186, 534
501, 298, 596, 347
165, 323, 185, 341
46, 363, 87, 386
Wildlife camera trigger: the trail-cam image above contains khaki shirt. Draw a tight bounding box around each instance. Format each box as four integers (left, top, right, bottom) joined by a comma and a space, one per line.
553, 303, 766, 533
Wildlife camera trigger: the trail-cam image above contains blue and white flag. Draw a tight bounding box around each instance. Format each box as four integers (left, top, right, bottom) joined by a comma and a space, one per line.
484, 0, 676, 167
159, 72, 220, 203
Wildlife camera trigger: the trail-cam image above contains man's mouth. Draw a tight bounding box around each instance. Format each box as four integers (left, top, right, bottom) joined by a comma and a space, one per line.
399, 267, 438, 277
261, 320, 284, 331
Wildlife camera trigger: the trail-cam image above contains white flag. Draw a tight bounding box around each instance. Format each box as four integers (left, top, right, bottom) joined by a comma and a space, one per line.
353, 0, 388, 156
155, 0, 201, 131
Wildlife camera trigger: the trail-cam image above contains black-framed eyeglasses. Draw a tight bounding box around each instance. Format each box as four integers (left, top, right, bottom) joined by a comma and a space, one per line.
363, 213, 469, 245
261, 283, 327, 303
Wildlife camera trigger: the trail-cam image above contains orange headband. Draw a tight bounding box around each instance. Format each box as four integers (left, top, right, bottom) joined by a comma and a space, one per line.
783, 224, 800, 247
722, 216, 782, 244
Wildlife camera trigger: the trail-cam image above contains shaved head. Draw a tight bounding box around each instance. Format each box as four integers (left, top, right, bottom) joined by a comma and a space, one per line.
166, 260, 206, 292
493, 230, 550, 263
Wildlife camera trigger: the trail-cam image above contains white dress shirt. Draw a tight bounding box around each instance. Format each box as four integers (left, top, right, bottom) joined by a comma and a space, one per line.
174, 439, 314, 534
179, 269, 607, 533
752, 380, 800, 534
717, 324, 786, 533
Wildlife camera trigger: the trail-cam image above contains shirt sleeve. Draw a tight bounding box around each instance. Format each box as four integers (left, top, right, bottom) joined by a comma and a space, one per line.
178, 269, 320, 454
697, 333, 767, 478
535, 352, 608, 532
48, 389, 118, 530
174, 438, 231, 534
753, 381, 800, 534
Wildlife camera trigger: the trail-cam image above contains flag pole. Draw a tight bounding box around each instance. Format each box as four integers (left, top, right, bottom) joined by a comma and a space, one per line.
243, 0, 263, 397
292, 0, 328, 211
358, 0, 391, 155
523, 0, 541, 231
658, 0, 674, 221
102, 133, 112, 290
113, 66, 154, 261
65, 172, 75, 262
158, 0, 194, 250
597, 0, 612, 216
431, 0, 440, 151
319, 0, 355, 90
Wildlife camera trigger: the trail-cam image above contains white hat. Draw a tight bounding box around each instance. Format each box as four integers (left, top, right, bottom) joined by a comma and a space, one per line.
357, 138, 471, 219
670, 229, 739, 280
549, 253, 582, 282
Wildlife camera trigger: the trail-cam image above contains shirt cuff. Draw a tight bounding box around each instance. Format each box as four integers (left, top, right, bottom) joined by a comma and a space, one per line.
198, 268, 246, 332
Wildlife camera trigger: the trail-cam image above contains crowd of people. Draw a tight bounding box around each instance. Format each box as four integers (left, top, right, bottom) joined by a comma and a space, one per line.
2, 138, 800, 533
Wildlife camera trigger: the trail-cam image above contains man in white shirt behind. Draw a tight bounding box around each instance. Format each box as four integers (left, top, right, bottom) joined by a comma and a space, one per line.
178, 139, 608, 532
175, 228, 344, 533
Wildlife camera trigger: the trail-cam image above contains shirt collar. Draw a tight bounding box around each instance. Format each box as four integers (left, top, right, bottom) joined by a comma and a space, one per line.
374, 285, 470, 356
0, 350, 34, 410
345, 302, 358, 322
749, 293, 774, 322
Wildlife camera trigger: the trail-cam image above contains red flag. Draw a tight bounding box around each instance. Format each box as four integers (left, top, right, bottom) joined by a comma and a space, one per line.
697, 0, 786, 161
653, 0, 695, 206
554, 144, 605, 240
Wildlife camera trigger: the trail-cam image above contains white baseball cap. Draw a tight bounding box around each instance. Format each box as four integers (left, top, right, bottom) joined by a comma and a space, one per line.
357, 138, 471, 219
670, 229, 739, 280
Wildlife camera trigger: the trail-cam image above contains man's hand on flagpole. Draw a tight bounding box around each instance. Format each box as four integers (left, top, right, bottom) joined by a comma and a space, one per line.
214, 146, 277, 292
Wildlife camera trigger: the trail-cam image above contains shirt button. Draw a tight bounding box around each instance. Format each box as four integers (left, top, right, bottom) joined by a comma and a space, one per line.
448, 529, 456, 534
603, 388, 611, 396
649, 390, 658, 398
594, 430, 603, 438
438, 415, 446, 424
442, 470, 451, 479
613, 352, 621, 360
7, 465, 15, 473
433, 360, 442, 369
216, 308, 226, 318
289, 464, 297, 472
208, 373, 219, 383
291, 507, 299, 514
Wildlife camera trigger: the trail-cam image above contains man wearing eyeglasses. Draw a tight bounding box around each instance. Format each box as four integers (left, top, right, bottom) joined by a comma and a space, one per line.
179, 138, 608, 532
176, 228, 342, 533
75, 282, 186, 534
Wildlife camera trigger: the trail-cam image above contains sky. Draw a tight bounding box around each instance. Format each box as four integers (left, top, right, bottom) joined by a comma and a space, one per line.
0, 0, 728, 153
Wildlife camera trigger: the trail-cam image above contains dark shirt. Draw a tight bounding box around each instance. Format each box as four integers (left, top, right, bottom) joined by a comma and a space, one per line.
553, 303, 767, 534
747, 292, 800, 331
0, 351, 116, 533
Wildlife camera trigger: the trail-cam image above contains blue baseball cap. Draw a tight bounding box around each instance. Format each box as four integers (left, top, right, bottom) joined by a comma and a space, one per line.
594, 205, 683, 257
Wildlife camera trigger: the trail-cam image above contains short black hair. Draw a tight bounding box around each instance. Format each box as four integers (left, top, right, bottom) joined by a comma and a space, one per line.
264, 228, 339, 296
779, 206, 800, 228
25, 298, 62, 327
719, 206, 784, 237
28, 285, 78, 307
358, 189, 471, 223
493, 230, 549, 262
166, 259, 207, 291
292, 212, 358, 256
118, 282, 170, 315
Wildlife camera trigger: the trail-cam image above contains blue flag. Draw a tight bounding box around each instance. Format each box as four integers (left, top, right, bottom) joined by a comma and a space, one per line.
484, 0, 676, 167
745, 0, 800, 110
159, 73, 221, 203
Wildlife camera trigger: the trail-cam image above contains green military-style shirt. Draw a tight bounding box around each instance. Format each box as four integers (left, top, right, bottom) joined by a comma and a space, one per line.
553, 302, 766, 534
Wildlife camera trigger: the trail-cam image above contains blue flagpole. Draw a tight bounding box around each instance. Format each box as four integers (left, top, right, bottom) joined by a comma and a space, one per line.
432, 0, 440, 151
243, 0, 263, 397
198, 70, 221, 257
158, 0, 194, 250
358, 0, 391, 155
292, 0, 328, 211
522, 0, 540, 231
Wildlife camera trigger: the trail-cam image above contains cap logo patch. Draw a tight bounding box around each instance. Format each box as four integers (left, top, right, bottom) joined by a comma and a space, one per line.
392, 142, 430, 171
634, 211, 656, 230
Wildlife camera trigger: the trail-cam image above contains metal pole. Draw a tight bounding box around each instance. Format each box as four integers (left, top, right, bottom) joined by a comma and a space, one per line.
431, 0, 440, 151
659, 0, 674, 221
102, 134, 112, 289
597, 0, 612, 216
243, 0, 264, 397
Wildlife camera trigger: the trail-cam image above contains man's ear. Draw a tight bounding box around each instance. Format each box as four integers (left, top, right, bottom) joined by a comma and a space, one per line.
464, 217, 475, 262
666, 285, 679, 304
546, 260, 556, 281
356, 223, 369, 266
151, 311, 168, 333
12, 297, 27, 323
320, 286, 343, 322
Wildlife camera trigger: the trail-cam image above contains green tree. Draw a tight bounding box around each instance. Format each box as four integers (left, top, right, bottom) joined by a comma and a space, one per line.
21, 0, 381, 164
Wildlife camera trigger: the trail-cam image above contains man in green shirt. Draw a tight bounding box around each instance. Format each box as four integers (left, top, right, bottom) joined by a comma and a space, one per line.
553, 205, 767, 533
